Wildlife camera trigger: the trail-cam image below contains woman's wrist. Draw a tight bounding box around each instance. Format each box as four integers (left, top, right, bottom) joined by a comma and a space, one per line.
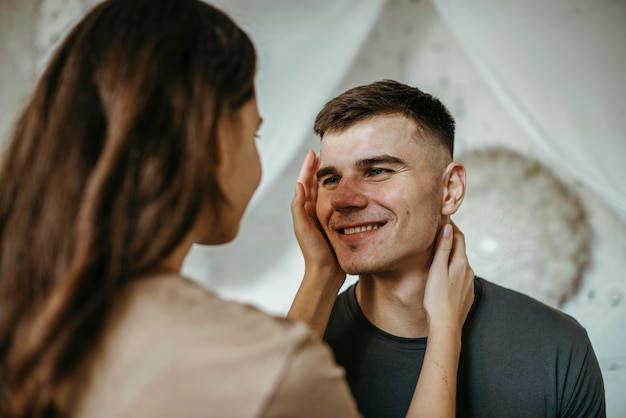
302, 263, 345, 294
426, 322, 463, 347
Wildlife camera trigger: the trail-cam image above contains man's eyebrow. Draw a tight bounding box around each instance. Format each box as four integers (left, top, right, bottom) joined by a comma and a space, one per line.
356, 155, 406, 167
316, 166, 337, 181
316, 155, 406, 180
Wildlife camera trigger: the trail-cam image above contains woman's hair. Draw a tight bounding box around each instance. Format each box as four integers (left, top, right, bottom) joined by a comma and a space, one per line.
0, 0, 256, 415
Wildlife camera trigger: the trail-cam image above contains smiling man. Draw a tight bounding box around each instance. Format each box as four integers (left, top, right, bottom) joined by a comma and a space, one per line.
315, 109, 462, 281
306, 80, 606, 417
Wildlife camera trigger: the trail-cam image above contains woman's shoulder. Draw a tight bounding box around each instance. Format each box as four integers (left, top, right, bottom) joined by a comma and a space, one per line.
120, 273, 314, 351
72, 274, 322, 418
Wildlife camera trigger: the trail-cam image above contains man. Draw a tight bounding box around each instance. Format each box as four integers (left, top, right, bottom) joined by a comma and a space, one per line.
292, 80, 606, 417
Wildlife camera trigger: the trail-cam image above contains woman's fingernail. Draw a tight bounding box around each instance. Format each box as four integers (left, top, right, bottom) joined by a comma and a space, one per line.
443, 223, 452, 238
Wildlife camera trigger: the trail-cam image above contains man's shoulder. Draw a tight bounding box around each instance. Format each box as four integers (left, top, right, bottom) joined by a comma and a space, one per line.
475, 276, 572, 317
471, 277, 589, 342
463, 278, 605, 418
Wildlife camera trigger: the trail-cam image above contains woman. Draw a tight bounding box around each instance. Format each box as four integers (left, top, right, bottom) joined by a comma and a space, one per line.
0, 0, 473, 416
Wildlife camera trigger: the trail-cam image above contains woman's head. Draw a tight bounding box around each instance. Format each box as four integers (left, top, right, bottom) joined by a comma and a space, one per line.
72, 0, 260, 246
210, 96, 263, 245
0, 0, 258, 414
3, 0, 259, 272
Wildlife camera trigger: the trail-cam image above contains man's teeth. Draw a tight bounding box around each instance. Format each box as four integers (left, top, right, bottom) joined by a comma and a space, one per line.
343, 225, 379, 235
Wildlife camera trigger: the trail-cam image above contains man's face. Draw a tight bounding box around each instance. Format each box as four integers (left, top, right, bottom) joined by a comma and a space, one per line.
315, 114, 446, 275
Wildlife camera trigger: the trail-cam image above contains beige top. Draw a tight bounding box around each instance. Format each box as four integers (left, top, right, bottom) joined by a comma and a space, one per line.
64, 274, 361, 417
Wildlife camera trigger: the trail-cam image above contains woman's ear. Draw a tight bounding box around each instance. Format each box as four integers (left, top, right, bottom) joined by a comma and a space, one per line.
215, 113, 234, 176
441, 162, 466, 216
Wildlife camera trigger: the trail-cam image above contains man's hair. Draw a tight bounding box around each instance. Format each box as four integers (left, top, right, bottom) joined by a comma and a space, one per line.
0, 0, 256, 415
314, 79, 455, 157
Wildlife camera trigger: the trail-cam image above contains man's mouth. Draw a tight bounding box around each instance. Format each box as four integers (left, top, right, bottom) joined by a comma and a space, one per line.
341, 224, 383, 235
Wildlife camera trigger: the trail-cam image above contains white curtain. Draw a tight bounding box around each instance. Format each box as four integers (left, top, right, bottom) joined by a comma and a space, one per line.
431, 0, 626, 222
213, 0, 387, 207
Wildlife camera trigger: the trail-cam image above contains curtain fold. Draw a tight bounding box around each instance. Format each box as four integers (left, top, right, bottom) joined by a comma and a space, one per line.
431, 0, 626, 221
215, 0, 387, 209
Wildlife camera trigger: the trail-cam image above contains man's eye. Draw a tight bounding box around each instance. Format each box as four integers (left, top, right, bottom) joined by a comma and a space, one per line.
321, 176, 340, 185
369, 168, 389, 176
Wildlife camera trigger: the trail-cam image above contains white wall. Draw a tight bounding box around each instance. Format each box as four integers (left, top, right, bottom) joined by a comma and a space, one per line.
0, 0, 38, 145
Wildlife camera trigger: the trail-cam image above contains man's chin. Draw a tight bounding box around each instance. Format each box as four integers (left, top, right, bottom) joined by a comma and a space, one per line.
334, 246, 389, 275
338, 259, 377, 276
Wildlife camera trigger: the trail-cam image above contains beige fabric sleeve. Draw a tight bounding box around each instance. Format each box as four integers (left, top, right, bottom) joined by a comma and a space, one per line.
260, 334, 362, 418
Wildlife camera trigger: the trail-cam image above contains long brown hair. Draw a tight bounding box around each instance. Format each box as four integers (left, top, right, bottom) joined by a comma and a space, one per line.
0, 0, 256, 415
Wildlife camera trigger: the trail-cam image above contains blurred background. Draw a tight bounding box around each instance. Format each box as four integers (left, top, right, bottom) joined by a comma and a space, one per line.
1, 0, 625, 415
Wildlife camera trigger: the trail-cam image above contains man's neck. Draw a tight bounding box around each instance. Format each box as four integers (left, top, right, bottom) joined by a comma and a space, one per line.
355, 269, 430, 338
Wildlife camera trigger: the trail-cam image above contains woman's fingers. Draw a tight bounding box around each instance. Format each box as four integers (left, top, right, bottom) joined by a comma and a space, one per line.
291, 181, 307, 238
448, 222, 475, 322
294, 150, 320, 219
424, 222, 475, 329
430, 223, 453, 278
291, 152, 328, 250
296, 150, 317, 197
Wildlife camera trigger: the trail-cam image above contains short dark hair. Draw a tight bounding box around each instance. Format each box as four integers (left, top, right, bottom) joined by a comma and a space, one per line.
313, 79, 455, 157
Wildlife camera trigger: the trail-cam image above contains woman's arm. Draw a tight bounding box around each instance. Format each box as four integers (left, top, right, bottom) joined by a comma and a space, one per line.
406, 222, 474, 418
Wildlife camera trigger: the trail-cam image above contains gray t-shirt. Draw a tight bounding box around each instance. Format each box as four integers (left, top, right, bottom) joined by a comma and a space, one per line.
324, 277, 606, 418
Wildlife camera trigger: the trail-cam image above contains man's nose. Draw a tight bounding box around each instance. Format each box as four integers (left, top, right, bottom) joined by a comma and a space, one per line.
330, 177, 368, 211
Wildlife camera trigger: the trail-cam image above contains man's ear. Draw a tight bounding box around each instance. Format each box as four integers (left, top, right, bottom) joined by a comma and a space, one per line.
441, 161, 466, 216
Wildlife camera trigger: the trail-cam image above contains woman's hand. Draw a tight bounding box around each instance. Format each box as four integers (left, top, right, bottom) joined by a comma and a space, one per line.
290, 150, 346, 286
288, 151, 346, 338
423, 222, 475, 332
